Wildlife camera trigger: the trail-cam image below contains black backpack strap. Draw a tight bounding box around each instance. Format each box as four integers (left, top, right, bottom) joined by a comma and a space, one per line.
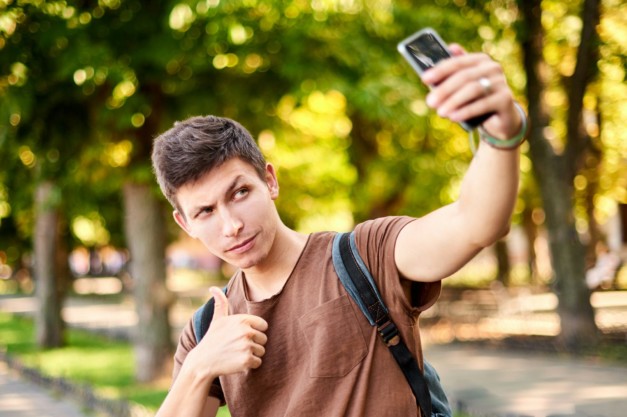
332, 232, 433, 417
193, 286, 228, 344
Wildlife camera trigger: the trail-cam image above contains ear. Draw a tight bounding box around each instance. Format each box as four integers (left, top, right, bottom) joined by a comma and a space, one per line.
173, 210, 195, 238
265, 163, 279, 200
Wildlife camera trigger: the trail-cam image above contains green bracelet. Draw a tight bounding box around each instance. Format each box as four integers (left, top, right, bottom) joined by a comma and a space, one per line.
476, 102, 528, 150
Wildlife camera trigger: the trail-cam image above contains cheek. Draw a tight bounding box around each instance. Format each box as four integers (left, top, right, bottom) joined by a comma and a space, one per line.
197, 230, 223, 256
203, 221, 222, 238
188, 218, 217, 240
238, 195, 270, 219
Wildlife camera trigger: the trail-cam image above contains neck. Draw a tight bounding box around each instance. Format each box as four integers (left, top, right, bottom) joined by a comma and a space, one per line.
243, 224, 308, 301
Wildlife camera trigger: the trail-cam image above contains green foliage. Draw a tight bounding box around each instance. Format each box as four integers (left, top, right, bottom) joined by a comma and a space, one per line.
1, 0, 482, 252
0, 3, 105, 255
0, 0, 624, 268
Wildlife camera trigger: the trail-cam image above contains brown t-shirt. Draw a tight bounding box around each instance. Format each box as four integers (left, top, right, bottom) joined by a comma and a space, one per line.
173, 216, 441, 417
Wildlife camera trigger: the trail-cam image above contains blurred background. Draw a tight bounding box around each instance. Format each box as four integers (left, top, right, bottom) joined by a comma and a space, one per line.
0, 0, 625, 416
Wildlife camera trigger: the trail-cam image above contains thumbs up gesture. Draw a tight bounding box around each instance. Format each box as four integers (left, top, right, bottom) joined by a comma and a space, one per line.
210, 287, 231, 319
192, 287, 269, 378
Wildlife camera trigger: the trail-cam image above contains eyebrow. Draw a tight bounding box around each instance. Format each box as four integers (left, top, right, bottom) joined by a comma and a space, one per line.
224, 175, 245, 196
190, 175, 245, 217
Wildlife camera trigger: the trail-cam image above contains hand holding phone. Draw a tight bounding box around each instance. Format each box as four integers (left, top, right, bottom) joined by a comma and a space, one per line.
397, 28, 494, 131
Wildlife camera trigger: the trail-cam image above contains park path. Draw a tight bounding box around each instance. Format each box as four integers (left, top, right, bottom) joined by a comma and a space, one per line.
426, 342, 627, 417
0, 361, 88, 417
1, 293, 627, 417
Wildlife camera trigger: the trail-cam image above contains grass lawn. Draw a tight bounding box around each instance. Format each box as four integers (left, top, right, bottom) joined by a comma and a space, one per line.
0, 311, 234, 416
0, 311, 164, 412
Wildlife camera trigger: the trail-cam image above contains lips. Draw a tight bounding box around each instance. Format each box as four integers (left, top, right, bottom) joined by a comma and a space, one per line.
226, 235, 256, 254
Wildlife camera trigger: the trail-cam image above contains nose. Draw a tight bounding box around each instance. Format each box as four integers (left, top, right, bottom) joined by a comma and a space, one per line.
220, 208, 243, 237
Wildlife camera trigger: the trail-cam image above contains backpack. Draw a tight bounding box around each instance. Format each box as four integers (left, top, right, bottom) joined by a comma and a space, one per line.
193, 231, 452, 417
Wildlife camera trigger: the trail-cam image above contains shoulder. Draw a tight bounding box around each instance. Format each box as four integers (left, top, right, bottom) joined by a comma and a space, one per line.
353, 216, 415, 249
350, 216, 414, 284
353, 216, 440, 314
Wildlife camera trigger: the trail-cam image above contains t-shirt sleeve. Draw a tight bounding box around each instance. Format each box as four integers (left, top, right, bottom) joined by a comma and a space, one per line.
172, 318, 225, 404
353, 216, 441, 321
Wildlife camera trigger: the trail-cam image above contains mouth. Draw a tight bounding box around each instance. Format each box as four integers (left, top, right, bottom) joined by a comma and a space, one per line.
226, 235, 256, 254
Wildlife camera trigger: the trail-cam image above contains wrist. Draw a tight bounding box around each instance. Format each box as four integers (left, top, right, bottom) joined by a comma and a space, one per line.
182, 350, 219, 384
478, 102, 528, 150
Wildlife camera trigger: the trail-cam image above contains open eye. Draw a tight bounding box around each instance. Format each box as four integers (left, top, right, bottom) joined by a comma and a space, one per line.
195, 206, 214, 218
233, 187, 249, 200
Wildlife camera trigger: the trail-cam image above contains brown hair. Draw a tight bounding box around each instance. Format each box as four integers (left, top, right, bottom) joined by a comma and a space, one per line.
151, 115, 266, 211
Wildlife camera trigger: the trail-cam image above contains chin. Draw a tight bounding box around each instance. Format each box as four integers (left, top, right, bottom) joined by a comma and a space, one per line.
241, 251, 272, 271
229, 256, 260, 271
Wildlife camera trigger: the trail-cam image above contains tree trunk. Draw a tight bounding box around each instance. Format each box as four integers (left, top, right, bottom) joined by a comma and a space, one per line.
583, 145, 603, 267
348, 114, 412, 222
494, 240, 510, 286
521, 207, 539, 284
538, 172, 597, 349
123, 182, 173, 382
33, 181, 65, 348
518, 0, 599, 349
620, 204, 627, 246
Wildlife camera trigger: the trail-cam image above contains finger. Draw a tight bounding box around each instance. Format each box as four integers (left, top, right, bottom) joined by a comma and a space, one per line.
447, 91, 506, 124
250, 329, 268, 346
427, 61, 503, 109
243, 315, 269, 332
427, 66, 488, 111
251, 343, 266, 358
248, 355, 263, 369
210, 287, 229, 318
422, 53, 491, 86
436, 75, 507, 118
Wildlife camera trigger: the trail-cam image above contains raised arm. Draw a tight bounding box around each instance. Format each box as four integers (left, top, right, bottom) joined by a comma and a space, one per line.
395, 45, 523, 282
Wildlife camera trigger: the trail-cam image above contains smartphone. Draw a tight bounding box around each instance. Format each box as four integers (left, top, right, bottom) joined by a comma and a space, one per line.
397, 28, 493, 131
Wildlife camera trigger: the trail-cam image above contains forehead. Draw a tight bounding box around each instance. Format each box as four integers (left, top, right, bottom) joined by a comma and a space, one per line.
176, 159, 263, 208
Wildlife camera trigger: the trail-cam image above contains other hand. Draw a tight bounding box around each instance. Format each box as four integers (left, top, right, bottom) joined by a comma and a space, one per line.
189, 287, 268, 379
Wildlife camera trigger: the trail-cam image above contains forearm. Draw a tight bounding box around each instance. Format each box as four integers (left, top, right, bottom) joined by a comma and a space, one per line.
456, 139, 520, 247
155, 360, 219, 417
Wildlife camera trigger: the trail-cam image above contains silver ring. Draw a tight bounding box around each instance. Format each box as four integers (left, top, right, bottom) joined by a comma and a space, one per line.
478, 77, 492, 95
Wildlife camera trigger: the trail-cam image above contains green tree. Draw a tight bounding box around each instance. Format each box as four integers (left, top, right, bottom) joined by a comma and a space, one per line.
0, 2, 96, 347
518, 0, 601, 348
1, 1, 184, 379
81, 2, 182, 382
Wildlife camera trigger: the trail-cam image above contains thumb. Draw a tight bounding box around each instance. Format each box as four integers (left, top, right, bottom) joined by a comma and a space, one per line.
210, 286, 229, 318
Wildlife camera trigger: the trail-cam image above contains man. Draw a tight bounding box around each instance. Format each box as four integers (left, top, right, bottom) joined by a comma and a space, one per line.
152, 44, 524, 417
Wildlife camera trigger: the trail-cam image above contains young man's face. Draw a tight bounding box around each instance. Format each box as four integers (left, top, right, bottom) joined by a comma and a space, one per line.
173, 158, 280, 271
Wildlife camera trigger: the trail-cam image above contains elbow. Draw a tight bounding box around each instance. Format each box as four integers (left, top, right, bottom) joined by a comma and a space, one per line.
498, 223, 512, 240
472, 223, 511, 249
